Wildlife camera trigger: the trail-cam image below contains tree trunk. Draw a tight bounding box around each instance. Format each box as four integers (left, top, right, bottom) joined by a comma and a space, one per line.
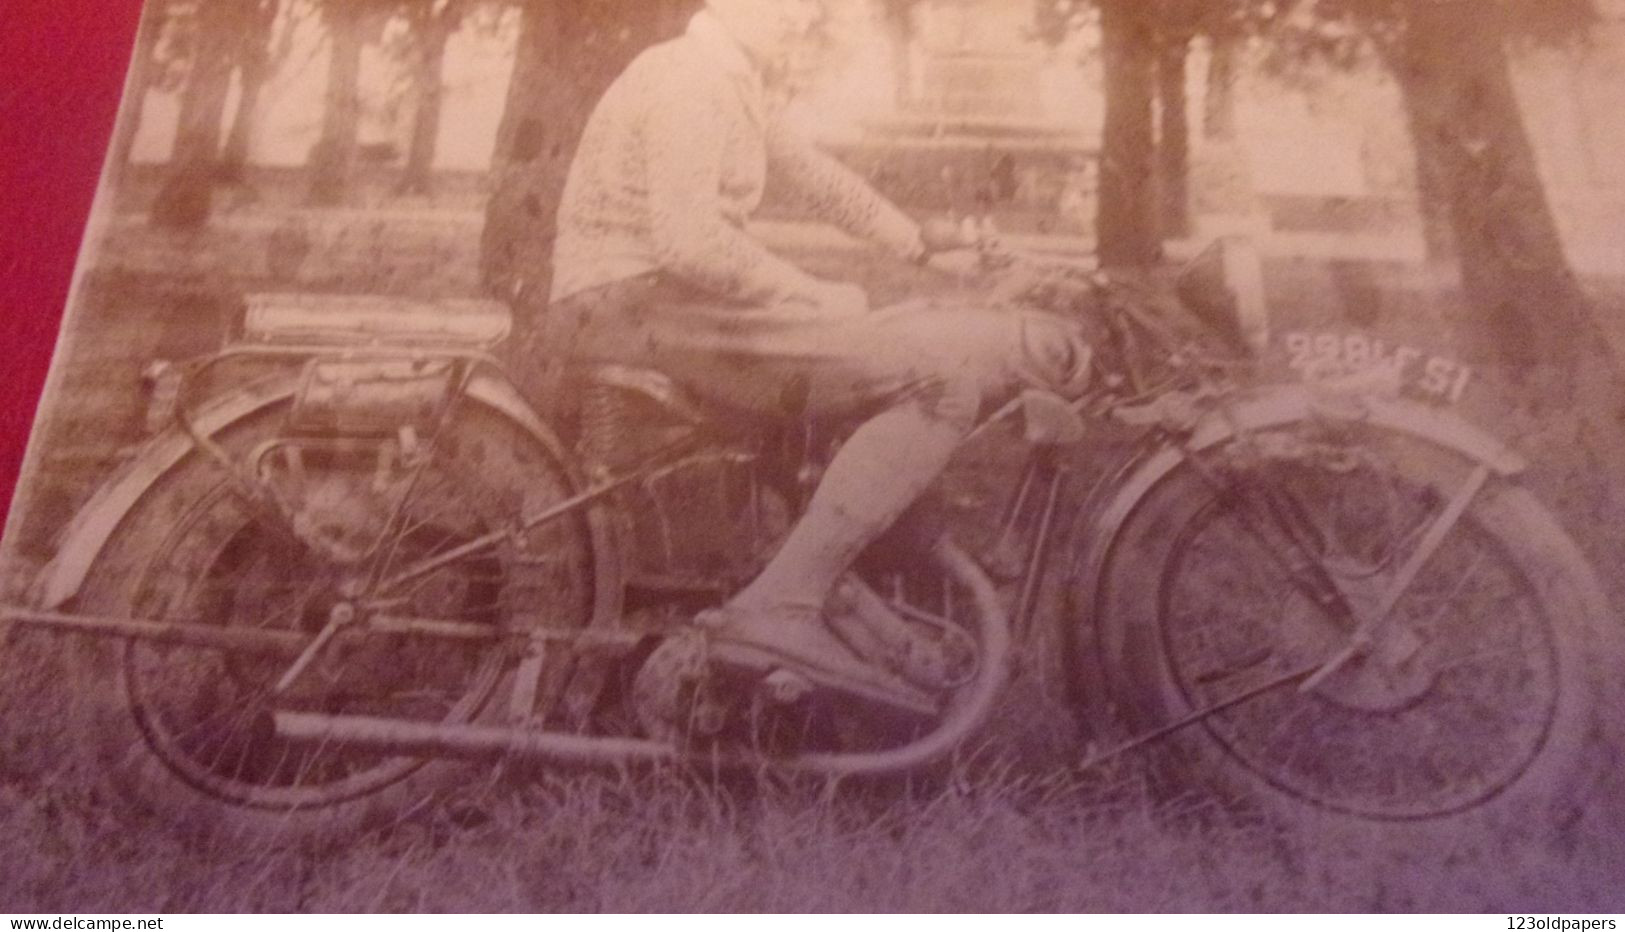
879, 1, 916, 110
151, 0, 241, 229
1202, 31, 1239, 141
1390, 0, 1596, 371
1096, 0, 1160, 267
1157, 30, 1192, 240
1402, 105, 1459, 262
218, 1, 279, 184
307, 2, 369, 207
110, 0, 167, 188
398, 4, 461, 197
219, 55, 269, 184
480, 0, 693, 311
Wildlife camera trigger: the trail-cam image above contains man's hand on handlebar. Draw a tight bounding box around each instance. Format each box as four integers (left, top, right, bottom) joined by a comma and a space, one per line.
916, 215, 1029, 278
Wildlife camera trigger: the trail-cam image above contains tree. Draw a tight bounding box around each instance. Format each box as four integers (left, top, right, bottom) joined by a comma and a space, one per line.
876, 0, 924, 109
109, 0, 175, 184
1148, 0, 1262, 249
1155, 0, 1204, 239
149, 0, 299, 227
308, 1, 392, 206
1034, 0, 1220, 263
1383, 0, 1595, 370
1252, 0, 1603, 372
1039, 0, 1607, 371
395, 0, 472, 196
1095, 0, 1160, 266
151, 0, 260, 229
218, 0, 287, 183
480, 0, 696, 311
1203, 30, 1242, 140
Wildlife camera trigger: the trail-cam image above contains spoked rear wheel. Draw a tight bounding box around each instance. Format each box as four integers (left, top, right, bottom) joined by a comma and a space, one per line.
1097, 419, 1605, 821
81, 401, 601, 830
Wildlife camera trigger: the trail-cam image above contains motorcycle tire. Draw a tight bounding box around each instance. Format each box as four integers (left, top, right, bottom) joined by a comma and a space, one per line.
74, 396, 608, 839
1092, 418, 1610, 825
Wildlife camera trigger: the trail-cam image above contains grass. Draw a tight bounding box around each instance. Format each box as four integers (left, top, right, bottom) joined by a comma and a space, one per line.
0, 737, 1296, 912
3, 620, 1622, 914
6, 741, 1619, 912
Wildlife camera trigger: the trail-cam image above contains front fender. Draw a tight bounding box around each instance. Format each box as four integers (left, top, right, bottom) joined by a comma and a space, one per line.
31, 371, 566, 611
1069, 385, 1526, 633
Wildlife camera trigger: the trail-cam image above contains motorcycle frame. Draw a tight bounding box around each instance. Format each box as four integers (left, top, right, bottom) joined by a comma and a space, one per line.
1, 325, 1533, 772
6, 326, 1529, 635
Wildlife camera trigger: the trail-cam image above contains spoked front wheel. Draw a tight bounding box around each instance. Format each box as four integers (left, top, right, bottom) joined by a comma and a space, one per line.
1096, 418, 1606, 821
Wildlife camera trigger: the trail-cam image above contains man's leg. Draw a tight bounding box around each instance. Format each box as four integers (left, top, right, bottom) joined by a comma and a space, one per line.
550, 286, 1085, 687
727, 378, 979, 619
704, 379, 979, 697
707, 309, 1090, 689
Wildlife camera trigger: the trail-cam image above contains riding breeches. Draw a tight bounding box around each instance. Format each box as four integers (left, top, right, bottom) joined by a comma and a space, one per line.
519, 273, 1094, 428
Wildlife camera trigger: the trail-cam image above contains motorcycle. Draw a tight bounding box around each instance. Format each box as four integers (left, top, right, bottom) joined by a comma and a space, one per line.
1, 242, 1608, 831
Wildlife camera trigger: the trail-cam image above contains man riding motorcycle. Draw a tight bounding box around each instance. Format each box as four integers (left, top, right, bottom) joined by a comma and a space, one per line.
521, 0, 1093, 701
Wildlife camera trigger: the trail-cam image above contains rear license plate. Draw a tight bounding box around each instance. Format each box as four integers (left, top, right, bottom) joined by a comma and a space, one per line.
1280, 330, 1473, 405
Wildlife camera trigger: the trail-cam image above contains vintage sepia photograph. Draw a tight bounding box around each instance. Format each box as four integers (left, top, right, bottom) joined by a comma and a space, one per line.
3, 0, 1624, 914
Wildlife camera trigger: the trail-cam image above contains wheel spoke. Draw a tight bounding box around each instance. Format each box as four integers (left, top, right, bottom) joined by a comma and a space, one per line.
1370, 465, 1491, 630
100, 407, 592, 815
1149, 427, 1562, 818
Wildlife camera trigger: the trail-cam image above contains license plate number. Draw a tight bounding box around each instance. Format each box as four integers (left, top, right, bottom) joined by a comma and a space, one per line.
1281, 330, 1473, 405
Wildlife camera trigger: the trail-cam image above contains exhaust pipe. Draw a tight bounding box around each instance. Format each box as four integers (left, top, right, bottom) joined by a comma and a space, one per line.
274, 711, 681, 767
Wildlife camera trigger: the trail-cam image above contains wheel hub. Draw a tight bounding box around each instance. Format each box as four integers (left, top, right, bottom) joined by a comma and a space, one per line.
1304, 573, 1436, 713
1305, 645, 1435, 713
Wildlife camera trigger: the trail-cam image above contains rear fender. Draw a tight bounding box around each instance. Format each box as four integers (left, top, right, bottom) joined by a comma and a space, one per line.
1067, 385, 1526, 662
31, 372, 587, 611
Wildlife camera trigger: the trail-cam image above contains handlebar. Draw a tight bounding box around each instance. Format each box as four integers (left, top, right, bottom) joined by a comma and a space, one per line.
924, 228, 1260, 407
934, 227, 1256, 363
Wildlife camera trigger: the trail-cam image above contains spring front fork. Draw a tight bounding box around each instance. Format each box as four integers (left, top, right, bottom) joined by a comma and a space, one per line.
1176, 443, 1365, 635
1175, 430, 1494, 692
1298, 462, 1490, 692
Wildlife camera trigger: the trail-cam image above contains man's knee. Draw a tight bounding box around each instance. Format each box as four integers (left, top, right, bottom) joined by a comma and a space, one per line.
1016, 313, 1093, 397
930, 313, 1092, 401
884, 309, 1089, 422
